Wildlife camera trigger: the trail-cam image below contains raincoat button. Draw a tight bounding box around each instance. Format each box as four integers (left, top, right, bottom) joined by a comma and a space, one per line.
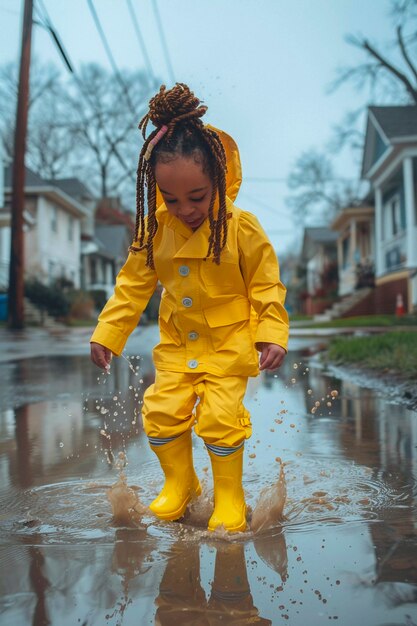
178, 265, 190, 277
188, 359, 198, 369
182, 297, 193, 308
188, 331, 199, 341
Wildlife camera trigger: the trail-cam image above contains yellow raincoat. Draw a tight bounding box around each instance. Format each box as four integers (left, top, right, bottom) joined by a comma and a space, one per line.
90, 127, 289, 378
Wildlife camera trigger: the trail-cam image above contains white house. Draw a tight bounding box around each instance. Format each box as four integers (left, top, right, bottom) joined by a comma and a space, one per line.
1, 167, 88, 288
361, 105, 417, 314
331, 197, 375, 297
300, 227, 339, 315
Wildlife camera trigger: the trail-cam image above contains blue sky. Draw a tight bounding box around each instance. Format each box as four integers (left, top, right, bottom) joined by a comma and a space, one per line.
0, 0, 396, 253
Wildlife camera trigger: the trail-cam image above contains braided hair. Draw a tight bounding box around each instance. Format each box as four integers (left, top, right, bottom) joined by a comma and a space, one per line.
129, 83, 228, 268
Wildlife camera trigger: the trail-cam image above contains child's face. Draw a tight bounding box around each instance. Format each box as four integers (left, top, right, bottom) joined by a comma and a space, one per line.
155, 155, 213, 231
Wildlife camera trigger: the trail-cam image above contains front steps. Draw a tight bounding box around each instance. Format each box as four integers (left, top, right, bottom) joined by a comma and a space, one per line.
313, 288, 372, 322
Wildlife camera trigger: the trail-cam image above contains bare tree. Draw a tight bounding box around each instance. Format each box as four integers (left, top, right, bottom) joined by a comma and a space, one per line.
0, 59, 156, 203
286, 149, 366, 225
0, 59, 81, 180
64, 63, 153, 199
327, 0, 417, 156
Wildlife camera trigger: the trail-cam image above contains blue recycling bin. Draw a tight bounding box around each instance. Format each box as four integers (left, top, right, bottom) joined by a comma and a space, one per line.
0, 294, 8, 321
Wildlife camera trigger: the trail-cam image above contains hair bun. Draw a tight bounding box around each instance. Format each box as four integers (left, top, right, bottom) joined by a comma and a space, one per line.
144, 83, 207, 131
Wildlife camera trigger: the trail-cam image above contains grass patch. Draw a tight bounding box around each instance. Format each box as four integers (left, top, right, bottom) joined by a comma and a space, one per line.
289, 314, 313, 322
307, 314, 417, 328
327, 331, 417, 376
66, 318, 97, 327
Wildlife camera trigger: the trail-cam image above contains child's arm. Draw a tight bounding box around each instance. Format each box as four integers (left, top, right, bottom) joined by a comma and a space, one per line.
238, 211, 289, 366
90, 245, 158, 358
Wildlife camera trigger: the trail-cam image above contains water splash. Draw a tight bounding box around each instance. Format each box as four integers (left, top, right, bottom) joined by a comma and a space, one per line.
250, 460, 287, 533
107, 453, 148, 526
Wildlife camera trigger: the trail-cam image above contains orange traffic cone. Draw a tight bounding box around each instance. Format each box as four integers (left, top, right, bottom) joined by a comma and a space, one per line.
395, 294, 405, 317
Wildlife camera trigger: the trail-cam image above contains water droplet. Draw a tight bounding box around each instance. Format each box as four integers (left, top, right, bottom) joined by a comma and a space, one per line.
59, 442, 64, 448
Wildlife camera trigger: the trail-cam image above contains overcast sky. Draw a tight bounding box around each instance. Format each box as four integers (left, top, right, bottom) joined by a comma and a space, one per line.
0, 0, 396, 254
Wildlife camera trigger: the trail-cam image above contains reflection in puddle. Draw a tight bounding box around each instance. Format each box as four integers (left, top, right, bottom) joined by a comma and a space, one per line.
0, 341, 416, 625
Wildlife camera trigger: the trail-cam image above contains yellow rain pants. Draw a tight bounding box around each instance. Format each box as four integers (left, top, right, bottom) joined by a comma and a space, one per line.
142, 369, 252, 448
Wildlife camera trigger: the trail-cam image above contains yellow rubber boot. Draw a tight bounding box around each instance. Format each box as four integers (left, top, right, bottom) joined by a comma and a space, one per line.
149, 430, 201, 521
208, 446, 247, 532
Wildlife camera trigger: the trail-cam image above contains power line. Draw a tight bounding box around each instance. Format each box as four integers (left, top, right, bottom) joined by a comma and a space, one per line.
151, 0, 175, 84
246, 176, 361, 183
86, 0, 136, 115
240, 191, 292, 219
35, 0, 74, 73
33, 0, 136, 183
125, 0, 155, 84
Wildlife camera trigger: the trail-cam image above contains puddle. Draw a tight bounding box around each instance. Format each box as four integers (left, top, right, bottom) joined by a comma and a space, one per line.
0, 329, 416, 625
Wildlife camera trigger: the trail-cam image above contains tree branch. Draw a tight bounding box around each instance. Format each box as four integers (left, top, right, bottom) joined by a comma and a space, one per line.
396, 24, 417, 82
361, 37, 417, 102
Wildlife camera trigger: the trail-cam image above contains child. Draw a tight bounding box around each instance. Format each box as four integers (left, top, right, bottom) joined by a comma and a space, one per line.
90, 83, 289, 533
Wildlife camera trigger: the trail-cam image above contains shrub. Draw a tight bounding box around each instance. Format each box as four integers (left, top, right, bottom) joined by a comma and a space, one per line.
25, 278, 70, 318
67, 290, 95, 319
89, 289, 108, 312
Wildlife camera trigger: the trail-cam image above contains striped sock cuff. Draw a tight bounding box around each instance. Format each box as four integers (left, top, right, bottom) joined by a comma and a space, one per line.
148, 436, 177, 446
205, 442, 244, 457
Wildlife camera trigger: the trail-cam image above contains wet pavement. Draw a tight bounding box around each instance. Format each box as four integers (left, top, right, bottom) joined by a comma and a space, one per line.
0, 325, 416, 625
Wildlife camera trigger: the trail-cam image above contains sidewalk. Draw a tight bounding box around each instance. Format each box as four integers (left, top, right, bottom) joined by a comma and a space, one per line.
0, 326, 94, 362
1, 322, 414, 364
0, 324, 152, 363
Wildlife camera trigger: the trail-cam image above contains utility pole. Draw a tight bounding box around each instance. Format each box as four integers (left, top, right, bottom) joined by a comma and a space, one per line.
8, 0, 33, 329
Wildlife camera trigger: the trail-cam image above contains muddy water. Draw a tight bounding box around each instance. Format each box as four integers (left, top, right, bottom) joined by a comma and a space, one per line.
0, 328, 416, 625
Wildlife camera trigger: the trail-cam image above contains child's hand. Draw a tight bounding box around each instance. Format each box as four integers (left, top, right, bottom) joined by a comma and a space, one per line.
90, 342, 113, 370
257, 342, 286, 371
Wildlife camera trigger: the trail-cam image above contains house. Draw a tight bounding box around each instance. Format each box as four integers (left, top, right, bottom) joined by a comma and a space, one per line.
361, 105, 417, 314
1, 166, 88, 288
331, 195, 375, 297
82, 197, 135, 300
300, 227, 338, 315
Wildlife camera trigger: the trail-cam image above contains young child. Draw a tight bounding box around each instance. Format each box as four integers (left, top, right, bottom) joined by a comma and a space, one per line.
90, 83, 289, 533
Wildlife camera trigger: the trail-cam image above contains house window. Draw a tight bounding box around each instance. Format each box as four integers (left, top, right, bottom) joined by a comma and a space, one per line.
48, 260, 55, 281
51, 206, 58, 233
342, 237, 349, 269
68, 216, 74, 241
390, 197, 401, 236
91, 258, 97, 284
383, 194, 401, 239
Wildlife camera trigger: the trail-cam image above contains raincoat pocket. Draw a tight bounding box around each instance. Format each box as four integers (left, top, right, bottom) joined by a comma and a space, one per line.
200, 252, 237, 287
203, 299, 252, 352
158, 299, 182, 346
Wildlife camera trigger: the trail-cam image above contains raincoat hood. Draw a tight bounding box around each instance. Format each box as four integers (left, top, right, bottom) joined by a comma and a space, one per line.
155, 125, 242, 208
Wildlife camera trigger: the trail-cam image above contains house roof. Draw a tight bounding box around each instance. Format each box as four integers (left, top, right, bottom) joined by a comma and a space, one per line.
96, 224, 130, 260
5, 165, 44, 188
46, 177, 94, 201
4, 165, 90, 217
301, 227, 338, 261
331, 204, 374, 231
95, 197, 135, 231
369, 105, 417, 140
304, 227, 338, 243
362, 105, 417, 179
